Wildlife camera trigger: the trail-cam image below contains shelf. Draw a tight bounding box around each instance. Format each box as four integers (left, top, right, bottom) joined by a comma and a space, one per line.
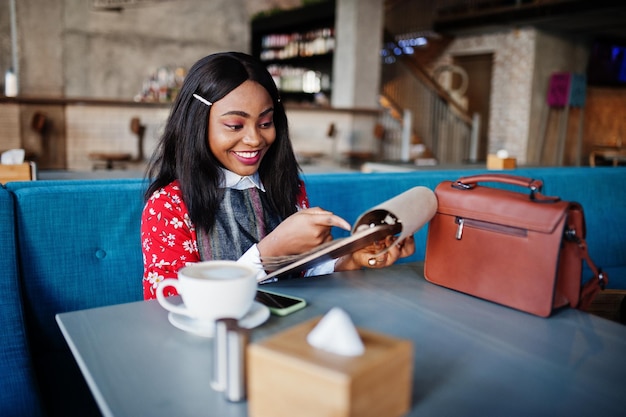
252, 1, 336, 101
260, 51, 333, 65
0, 96, 171, 108
251, 1, 336, 36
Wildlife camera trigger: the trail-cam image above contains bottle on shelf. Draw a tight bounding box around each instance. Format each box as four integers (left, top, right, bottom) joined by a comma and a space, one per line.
5, 68, 18, 97
267, 64, 329, 94
260, 27, 334, 62
252, 1, 335, 103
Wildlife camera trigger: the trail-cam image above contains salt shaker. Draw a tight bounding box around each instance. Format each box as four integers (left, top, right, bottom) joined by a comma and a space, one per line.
211, 318, 249, 402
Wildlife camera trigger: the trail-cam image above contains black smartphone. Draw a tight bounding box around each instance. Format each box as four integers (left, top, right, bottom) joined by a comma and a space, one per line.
255, 289, 307, 316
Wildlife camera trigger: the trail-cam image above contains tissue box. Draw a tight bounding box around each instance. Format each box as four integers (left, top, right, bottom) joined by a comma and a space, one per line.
0, 162, 33, 184
487, 154, 516, 170
248, 317, 413, 417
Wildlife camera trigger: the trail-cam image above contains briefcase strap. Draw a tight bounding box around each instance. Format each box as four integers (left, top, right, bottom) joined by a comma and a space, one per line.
568, 231, 609, 310
454, 174, 560, 203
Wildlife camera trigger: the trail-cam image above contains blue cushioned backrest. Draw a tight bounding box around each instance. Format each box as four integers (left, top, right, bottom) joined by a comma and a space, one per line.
13, 179, 147, 350
0, 186, 43, 417
12, 179, 147, 416
4, 178, 147, 192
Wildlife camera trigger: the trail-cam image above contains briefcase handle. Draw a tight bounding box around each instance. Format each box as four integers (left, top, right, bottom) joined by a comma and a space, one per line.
453, 174, 560, 203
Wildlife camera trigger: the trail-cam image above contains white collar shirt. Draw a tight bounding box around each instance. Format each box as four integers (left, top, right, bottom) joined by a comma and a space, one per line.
220, 168, 265, 192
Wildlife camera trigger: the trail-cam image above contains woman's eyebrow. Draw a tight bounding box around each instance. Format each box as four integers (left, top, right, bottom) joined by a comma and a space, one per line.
220, 107, 274, 118
259, 107, 274, 117
220, 110, 249, 117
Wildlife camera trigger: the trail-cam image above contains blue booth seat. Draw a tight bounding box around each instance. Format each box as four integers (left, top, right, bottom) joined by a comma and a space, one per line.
1, 167, 624, 417
0, 187, 43, 417
10, 180, 146, 417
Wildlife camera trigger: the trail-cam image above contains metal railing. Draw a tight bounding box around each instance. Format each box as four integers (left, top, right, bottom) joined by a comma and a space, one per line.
379, 51, 476, 164
377, 0, 480, 165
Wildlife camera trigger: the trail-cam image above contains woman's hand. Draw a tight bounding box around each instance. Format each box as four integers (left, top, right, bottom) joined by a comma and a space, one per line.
335, 235, 416, 271
257, 207, 350, 258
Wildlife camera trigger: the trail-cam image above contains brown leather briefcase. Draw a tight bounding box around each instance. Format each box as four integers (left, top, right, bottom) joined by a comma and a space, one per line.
424, 174, 607, 317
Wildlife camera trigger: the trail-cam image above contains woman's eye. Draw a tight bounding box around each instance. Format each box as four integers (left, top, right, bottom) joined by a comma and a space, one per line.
225, 124, 243, 131
259, 120, 274, 129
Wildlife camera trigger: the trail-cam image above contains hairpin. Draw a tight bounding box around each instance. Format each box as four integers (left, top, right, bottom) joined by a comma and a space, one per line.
193, 93, 212, 107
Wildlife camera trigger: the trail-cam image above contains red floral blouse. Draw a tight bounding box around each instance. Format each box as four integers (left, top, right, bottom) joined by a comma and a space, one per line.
141, 180, 309, 299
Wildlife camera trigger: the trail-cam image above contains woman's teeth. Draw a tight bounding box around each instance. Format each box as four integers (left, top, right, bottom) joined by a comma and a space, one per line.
235, 151, 259, 158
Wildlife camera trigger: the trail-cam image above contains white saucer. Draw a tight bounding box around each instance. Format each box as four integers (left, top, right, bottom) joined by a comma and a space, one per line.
167, 301, 270, 338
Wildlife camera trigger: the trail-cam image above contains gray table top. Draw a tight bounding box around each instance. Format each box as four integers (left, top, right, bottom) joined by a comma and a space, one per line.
56, 263, 626, 417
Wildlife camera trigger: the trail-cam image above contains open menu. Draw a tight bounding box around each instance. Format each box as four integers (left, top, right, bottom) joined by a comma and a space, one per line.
259, 186, 437, 282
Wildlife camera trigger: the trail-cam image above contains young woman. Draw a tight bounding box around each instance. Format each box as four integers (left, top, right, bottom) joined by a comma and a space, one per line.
141, 52, 414, 300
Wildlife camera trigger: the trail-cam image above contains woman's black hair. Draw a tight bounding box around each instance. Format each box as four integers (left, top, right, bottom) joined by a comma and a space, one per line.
144, 51, 302, 231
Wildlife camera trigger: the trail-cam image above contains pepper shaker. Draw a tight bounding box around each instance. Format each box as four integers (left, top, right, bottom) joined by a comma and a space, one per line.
211, 318, 249, 402
224, 319, 249, 402
210, 318, 231, 392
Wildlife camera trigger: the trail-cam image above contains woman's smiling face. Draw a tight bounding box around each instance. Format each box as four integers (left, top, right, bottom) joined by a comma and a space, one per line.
208, 80, 276, 177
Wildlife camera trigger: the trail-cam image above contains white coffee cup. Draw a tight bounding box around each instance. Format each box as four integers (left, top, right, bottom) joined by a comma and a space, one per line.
156, 261, 258, 321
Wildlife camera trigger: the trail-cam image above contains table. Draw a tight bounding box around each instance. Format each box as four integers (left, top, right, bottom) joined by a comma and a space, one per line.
589, 146, 626, 167
56, 263, 626, 417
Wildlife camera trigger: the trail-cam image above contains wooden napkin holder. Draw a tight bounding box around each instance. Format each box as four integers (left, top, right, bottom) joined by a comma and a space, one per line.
247, 316, 413, 417
487, 154, 517, 170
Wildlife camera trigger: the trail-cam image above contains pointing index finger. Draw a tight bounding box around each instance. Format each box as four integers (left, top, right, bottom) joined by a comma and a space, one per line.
310, 209, 350, 231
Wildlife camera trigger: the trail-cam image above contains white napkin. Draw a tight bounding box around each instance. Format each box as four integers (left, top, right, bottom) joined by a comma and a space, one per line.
1, 149, 25, 164
306, 307, 365, 356
496, 149, 510, 159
